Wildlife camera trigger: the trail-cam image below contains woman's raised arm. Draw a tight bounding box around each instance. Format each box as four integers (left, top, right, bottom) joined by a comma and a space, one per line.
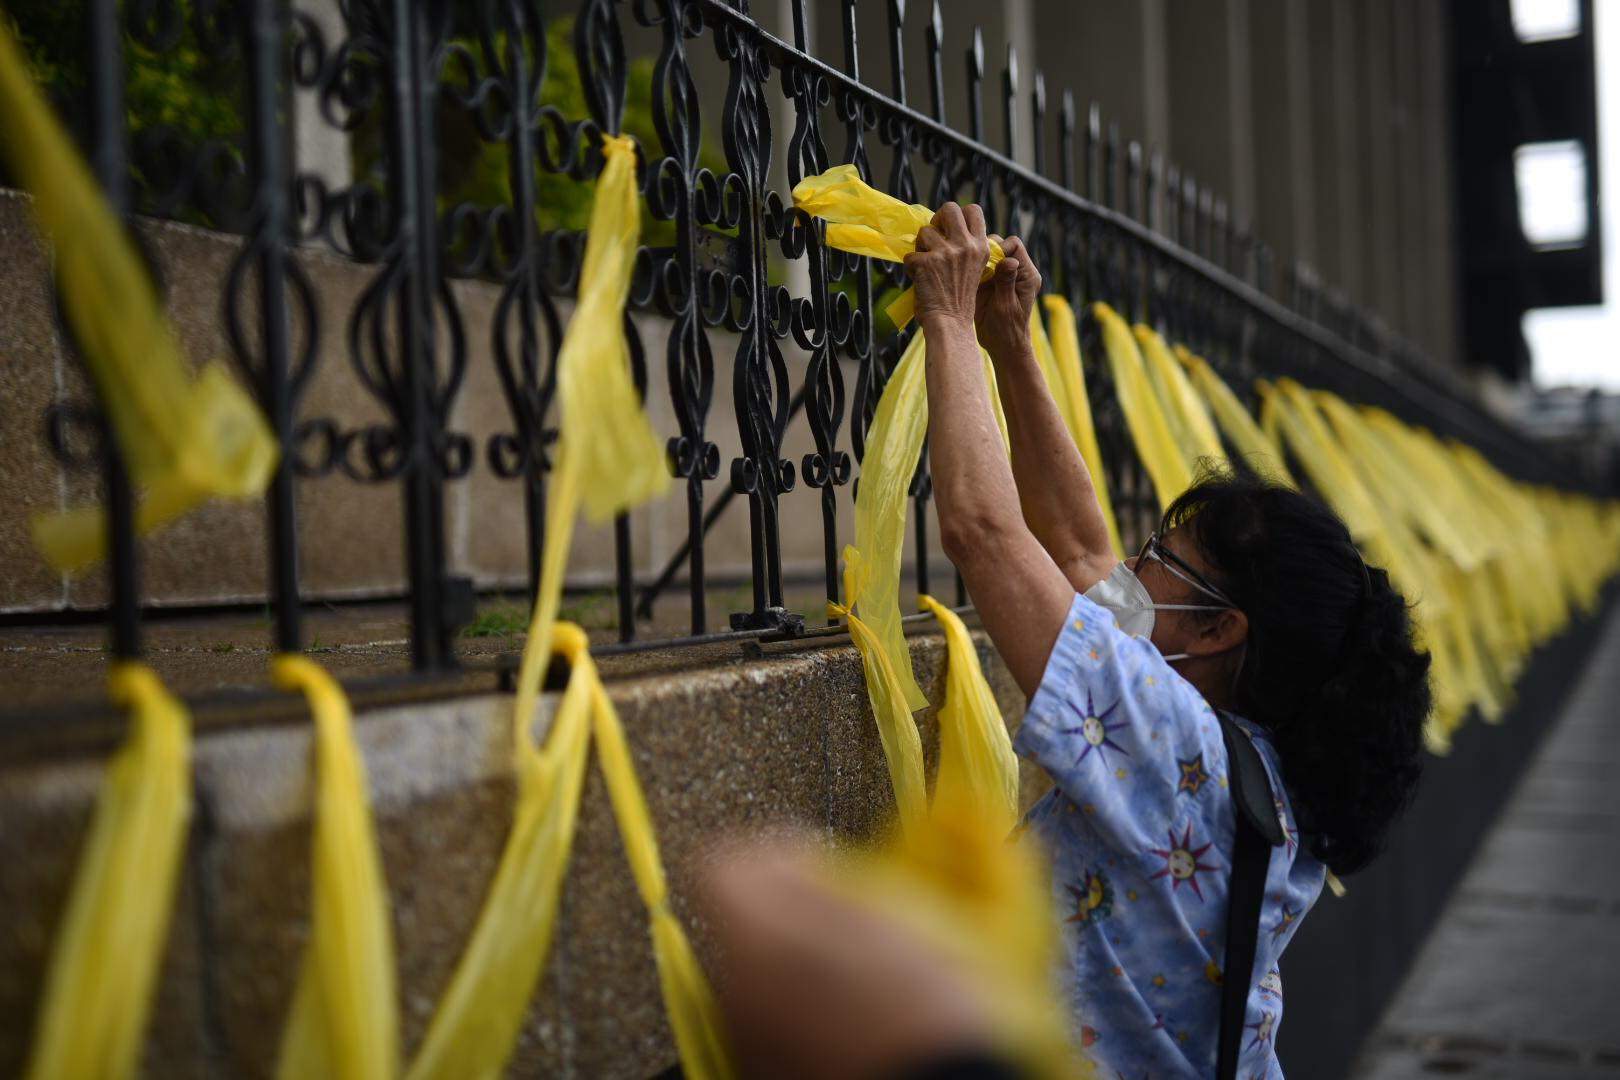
905, 203, 1077, 698
974, 236, 1115, 592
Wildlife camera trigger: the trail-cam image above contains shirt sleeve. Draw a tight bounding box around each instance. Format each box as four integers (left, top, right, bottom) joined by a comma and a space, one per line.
1013, 591, 1230, 856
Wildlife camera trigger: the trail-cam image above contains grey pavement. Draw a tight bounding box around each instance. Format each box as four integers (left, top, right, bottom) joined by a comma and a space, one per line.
1350, 607, 1620, 1079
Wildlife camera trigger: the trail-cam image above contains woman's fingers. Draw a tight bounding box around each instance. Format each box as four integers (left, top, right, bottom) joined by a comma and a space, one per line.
963, 202, 987, 239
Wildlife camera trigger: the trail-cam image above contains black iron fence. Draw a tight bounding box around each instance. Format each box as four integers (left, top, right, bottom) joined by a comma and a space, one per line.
13, 0, 1584, 676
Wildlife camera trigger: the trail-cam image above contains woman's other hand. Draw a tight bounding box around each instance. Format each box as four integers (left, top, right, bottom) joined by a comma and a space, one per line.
905, 202, 991, 329
974, 235, 1041, 359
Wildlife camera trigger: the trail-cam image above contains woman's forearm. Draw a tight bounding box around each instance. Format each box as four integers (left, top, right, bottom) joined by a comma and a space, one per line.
985, 332, 1114, 587
921, 314, 1021, 537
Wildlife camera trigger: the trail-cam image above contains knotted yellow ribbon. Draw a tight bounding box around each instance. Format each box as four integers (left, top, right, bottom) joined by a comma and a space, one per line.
1092, 302, 1192, 509
273, 656, 400, 1080
25, 664, 192, 1080
791, 164, 1004, 329
0, 25, 277, 574
1134, 326, 1226, 471
918, 595, 1020, 836
1041, 296, 1124, 558
828, 546, 929, 836
1177, 350, 1293, 486
410, 133, 723, 1080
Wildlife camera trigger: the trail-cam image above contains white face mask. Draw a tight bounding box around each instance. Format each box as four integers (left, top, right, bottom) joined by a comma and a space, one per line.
1083, 561, 1231, 661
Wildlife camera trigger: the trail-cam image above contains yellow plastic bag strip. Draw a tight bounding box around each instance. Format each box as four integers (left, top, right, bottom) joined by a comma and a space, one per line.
918, 595, 1019, 836
406, 624, 595, 1080
272, 656, 400, 1080
1042, 296, 1124, 557
557, 136, 669, 525
1177, 349, 1294, 487
829, 546, 929, 836
791, 164, 1004, 329
1092, 302, 1192, 509
584, 659, 734, 1080
1134, 326, 1226, 471
25, 663, 191, 1080
413, 132, 724, 1080
849, 333, 933, 710
0, 27, 277, 573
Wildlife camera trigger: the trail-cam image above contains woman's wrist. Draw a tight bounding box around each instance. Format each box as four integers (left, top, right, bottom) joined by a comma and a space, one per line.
918, 309, 977, 336
981, 326, 1036, 372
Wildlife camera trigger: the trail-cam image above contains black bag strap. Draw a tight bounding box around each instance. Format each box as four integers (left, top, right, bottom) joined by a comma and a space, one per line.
1215, 713, 1283, 1080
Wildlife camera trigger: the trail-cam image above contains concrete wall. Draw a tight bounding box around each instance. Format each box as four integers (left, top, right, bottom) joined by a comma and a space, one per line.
0, 625, 1043, 1078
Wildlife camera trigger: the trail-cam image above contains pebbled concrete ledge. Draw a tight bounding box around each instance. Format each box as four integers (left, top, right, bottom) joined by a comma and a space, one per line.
0, 627, 1045, 1079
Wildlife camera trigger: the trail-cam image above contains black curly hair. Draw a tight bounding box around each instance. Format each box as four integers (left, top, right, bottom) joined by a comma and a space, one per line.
1162, 471, 1432, 876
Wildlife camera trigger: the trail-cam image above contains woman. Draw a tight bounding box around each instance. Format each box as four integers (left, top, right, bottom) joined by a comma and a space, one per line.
904, 203, 1432, 1078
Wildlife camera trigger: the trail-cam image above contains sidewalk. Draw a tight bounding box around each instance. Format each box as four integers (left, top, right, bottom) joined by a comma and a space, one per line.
1350, 606, 1620, 1078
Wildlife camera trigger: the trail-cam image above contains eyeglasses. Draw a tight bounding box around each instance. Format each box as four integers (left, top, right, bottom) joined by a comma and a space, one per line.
1133, 531, 1237, 609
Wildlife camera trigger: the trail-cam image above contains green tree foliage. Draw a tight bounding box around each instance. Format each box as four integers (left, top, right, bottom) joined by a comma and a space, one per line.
9, 6, 724, 256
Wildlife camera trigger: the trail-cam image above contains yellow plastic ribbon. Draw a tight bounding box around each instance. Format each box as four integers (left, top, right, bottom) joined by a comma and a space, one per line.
0, 26, 277, 573
918, 595, 1019, 836
1041, 295, 1123, 558
1092, 303, 1192, 509
1177, 349, 1293, 485
412, 133, 722, 1080
272, 656, 400, 1080
406, 624, 595, 1080
828, 547, 929, 836
791, 164, 1004, 329
25, 664, 192, 1080
585, 660, 734, 1080
1134, 326, 1226, 471
848, 333, 932, 710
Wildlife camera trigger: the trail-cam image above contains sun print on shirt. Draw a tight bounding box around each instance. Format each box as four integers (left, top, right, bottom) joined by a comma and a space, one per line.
1058, 687, 1130, 768
1147, 823, 1220, 900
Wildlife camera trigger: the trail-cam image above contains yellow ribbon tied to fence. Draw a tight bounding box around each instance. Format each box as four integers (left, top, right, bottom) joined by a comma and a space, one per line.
25, 664, 192, 1080
792, 163, 1004, 329
411, 132, 725, 1080
1092, 303, 1192, 509
1134, 326, 1226, 472
828, 546, 930, 835
0, 26, 277, 574
272, 656, 400, 1080
844, 333, 933, 710
918, 595, 1020, 836
1177, 349, 1293, 486
406, 624, 594, 1080
1042, 295, 1124, 558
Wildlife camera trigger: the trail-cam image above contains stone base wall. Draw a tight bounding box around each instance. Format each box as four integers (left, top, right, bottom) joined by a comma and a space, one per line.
0, 627, 1043, 1079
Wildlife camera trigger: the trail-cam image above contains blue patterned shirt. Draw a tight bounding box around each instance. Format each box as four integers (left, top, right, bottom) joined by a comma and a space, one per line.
1015, 591, 1326, 1079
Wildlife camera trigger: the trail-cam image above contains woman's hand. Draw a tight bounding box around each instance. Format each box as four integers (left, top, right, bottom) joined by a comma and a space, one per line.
974, 234, 1041, 360
905, 202, 990, 329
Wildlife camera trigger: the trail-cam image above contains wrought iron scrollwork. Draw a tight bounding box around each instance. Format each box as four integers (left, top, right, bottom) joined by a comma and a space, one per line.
24, 0, 1570, 672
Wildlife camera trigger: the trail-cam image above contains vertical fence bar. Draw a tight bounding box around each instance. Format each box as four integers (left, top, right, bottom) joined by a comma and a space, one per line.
785, 0, 850, 624
241, 0, 302, 654
720, 1, 796, 632
383, 0, 454, 669
83, 0, 141, 660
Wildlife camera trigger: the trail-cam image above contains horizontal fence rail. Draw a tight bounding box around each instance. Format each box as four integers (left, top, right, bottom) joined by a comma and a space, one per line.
10, 0, 1588, 685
